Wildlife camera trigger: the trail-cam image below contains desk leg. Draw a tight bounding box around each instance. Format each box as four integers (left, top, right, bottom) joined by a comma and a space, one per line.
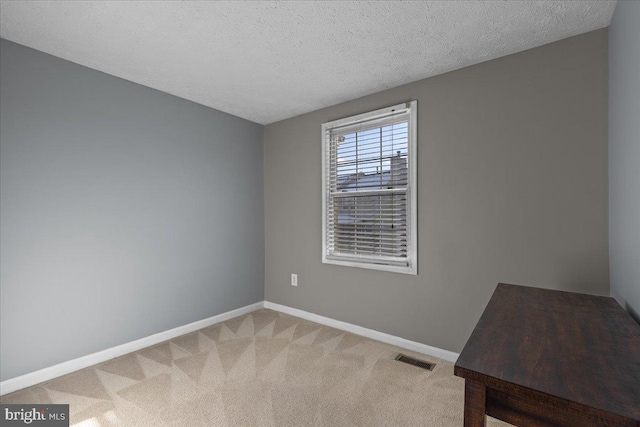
464, 380, 486, 427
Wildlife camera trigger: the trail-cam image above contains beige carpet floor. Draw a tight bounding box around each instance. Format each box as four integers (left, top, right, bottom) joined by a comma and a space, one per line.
1, 309, 510, 426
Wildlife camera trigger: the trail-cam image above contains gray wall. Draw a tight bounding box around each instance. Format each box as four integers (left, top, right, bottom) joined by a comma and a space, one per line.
609, 1, 640, 323
0, 39, 264, 381
264, 30, 609, 354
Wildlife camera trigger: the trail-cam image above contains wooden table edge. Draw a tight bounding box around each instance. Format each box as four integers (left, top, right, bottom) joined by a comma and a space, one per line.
454, 365, 640, 427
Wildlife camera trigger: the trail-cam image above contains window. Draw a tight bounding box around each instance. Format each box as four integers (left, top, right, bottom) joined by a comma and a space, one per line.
322, 101, 417, 274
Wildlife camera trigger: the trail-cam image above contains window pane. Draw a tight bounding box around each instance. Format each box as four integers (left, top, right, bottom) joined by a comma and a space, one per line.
333, 121, 408, 192
331, 192, 408, 257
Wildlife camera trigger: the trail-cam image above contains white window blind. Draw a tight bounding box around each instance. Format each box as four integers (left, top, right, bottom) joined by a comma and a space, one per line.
321, 101, 417, 274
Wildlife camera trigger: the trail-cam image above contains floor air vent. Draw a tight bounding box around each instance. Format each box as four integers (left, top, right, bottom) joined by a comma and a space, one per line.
395, 354, 436, 371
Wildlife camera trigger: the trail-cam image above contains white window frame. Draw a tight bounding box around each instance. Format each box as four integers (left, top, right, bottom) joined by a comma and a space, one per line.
321, 101, 417, 274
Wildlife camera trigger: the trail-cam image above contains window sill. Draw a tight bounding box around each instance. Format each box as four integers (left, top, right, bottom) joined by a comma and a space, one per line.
322, 257, 417, 275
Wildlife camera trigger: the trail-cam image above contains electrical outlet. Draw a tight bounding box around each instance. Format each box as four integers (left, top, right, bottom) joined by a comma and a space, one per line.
291, 273, 298, 287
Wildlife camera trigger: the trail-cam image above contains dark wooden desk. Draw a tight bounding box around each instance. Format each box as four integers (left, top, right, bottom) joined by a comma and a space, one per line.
454, 283, 640, 427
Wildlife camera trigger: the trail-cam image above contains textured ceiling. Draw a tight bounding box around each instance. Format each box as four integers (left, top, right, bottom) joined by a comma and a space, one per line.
0, 1, 616, 124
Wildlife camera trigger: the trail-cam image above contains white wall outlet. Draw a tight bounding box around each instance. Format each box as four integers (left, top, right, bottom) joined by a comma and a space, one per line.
291, 273, 298, 287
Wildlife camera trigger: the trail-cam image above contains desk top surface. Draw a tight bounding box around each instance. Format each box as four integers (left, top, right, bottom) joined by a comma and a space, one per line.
455, 283, 640, 422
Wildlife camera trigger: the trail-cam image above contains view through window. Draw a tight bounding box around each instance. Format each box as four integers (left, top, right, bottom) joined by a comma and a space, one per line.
322, 101, 417, 274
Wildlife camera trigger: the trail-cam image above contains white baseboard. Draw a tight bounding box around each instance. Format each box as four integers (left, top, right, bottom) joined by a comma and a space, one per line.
264, 301, 459, 363
1, 299, 459, 396
0, 301, 264, 396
